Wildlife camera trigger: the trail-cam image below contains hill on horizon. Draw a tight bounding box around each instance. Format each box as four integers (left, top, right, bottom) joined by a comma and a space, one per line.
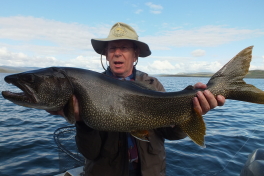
158, 70, 264, 79
0, 66, 40, 73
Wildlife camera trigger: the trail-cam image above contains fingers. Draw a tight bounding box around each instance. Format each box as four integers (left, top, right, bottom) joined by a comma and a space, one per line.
193, 90, 215, 115
216, 95, 225, 106
46, 111, 58, 115
193, 82, 207, 89
72, 95, 81, 121
57, 110, 65, 117
47, 95, 82, 122
193, 90, 221, 115
47, 110, 65, 116
192, 82, 226, 115
193, 96, 203, 115
203, 90, 218, 109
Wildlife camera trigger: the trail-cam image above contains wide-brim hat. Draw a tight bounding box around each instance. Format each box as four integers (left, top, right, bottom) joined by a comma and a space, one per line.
91, 22, 151, 57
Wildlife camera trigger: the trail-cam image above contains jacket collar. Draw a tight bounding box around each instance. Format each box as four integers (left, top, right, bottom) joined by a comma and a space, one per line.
104, 66, 136, 80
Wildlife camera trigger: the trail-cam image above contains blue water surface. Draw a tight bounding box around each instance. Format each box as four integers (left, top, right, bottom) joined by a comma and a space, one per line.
1, 73, 264, 176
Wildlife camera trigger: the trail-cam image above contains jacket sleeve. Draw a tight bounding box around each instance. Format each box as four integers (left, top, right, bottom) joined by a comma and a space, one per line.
75, 121, 102, 160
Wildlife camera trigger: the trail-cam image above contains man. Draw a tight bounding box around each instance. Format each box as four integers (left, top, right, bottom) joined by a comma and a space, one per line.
51, 22, 225, 176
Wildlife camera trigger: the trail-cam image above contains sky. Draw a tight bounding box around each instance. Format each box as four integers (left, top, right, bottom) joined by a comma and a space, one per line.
0, 0, 263, 74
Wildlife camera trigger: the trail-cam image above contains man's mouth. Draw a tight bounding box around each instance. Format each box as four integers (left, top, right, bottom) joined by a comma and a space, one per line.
114, 61, 124, 66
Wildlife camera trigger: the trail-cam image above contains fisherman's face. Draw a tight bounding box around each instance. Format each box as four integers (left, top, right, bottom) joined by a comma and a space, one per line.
106, 40, 138, 78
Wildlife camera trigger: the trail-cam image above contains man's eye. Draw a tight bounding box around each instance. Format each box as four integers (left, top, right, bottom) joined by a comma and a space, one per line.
108, 46, 131, 52
108, 47, 116, 51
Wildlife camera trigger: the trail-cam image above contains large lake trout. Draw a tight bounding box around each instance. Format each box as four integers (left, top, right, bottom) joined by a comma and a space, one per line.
2, 46, 264, 147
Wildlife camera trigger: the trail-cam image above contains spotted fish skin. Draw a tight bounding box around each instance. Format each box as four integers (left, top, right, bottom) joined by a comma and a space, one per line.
2, 46, 264, 147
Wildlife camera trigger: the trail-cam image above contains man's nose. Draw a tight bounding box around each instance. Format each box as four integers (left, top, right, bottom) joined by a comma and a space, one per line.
114, 47, 122, 55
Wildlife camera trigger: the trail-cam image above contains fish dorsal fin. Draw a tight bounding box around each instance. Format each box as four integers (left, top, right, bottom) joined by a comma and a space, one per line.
179, 107, 206, 148
63, 95, 76, 124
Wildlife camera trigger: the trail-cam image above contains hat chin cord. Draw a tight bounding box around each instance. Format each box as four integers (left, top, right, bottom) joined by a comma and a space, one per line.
100, 53, 107, 71
134, 59, 138, 67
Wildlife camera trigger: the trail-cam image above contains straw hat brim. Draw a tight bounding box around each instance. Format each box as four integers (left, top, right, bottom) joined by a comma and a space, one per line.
91, 38, 151, 57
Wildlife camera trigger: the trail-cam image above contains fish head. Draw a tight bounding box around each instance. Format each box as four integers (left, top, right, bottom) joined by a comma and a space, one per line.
2, 67, 74, 111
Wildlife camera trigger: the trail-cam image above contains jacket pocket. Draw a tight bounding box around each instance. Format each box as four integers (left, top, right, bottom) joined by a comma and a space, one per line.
147, 130, 165, 155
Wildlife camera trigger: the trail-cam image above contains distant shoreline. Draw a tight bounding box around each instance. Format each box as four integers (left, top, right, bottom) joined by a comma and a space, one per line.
0, 66, 39, 73
155, 70, 264, 79
157, 70, 264, 79
1, 66, 264, 79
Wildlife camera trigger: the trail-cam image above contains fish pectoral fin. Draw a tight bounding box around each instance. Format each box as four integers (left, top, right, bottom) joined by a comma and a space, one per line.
180, 107, 206, 148
131, 130, 150, 142
63, 95, 76, 124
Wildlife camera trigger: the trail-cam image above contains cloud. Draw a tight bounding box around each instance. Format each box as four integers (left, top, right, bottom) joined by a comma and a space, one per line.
1, 16, 264, 74
0, 47, 104, 72
137, 60, 175, 74
139, 60, 223, 74
150, 11, 162, 14
149, 60, 175, 70
0, 16, 110, 56
135, 9, 143, 14
143, 25, 264, 50
1, 16, 263, 55
2, 47, 263, 75
182, 61, 223, 73
0, 47, 62, 67
145, 2, 163, 14
149, 56, 193, 61
191, 49, 206, 57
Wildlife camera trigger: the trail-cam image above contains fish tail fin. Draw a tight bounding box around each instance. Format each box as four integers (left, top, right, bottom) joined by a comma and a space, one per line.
180, 107, 206, 148
207, 46, 264, 104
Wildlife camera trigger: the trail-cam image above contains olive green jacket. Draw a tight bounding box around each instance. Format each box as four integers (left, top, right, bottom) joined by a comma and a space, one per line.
75, 68, 187, 176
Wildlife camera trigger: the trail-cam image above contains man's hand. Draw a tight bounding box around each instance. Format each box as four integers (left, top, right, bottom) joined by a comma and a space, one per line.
47, 95, 81, 122
193, 82, 225, 115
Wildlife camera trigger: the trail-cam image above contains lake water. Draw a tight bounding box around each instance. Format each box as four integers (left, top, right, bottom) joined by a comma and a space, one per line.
1, 73, 264, 176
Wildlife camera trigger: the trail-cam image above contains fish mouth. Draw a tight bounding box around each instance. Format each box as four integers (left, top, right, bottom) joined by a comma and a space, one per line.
2, 77, 38, 104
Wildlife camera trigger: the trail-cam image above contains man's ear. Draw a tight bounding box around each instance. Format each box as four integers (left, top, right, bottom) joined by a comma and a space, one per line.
105, 52, 109, 61
133, 52, 138, 62
134, 48, 140, 59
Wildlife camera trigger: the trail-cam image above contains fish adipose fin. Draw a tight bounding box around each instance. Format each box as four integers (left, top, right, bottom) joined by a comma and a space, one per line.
180, 107, 206, 148
131, 130, 150, 142
207, 46, 264, 104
